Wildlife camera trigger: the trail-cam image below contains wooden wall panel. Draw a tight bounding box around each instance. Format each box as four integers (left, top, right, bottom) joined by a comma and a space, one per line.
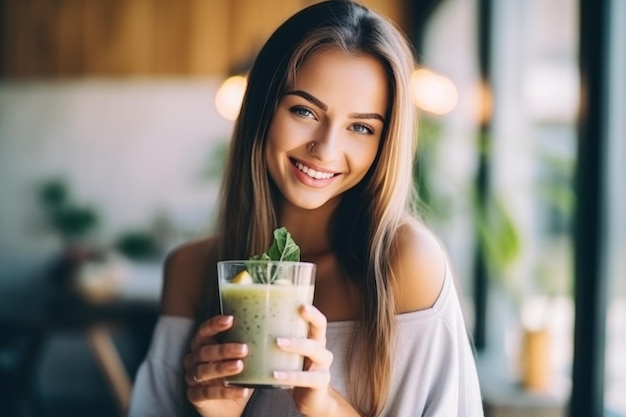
228, 0, 303, 71
2, 0, 24, 77
82, 0, 121, 75
56, 0, 86, 76
4, 0, 60, 78
82, 0, 155, 76
0, 0, 411, 79
119, 0, 155, 75
187, 0, 229, 75
152, 0, 189, 74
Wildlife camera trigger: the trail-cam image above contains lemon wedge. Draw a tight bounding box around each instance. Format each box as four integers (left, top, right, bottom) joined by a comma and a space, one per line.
231, 270, 253, 284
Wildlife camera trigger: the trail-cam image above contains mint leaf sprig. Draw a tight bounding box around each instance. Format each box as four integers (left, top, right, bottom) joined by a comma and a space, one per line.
246, 227, 300, 283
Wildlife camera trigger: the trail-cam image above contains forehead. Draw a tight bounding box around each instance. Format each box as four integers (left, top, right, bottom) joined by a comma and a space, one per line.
290, 48, 389, 113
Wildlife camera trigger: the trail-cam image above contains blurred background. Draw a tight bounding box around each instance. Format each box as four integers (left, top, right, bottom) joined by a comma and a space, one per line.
0, 0, 623, 416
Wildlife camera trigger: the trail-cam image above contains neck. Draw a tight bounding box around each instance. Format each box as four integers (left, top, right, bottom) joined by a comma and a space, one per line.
278, 199, 338, 258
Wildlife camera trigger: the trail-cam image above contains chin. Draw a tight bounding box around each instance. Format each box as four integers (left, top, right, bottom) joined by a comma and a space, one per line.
291, 199, 328, 211
285, 192, 341, 212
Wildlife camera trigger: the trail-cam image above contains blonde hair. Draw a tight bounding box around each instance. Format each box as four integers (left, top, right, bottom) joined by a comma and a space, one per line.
215, 1, 418, 415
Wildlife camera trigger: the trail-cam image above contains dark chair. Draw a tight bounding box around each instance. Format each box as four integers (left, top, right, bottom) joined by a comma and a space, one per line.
0, 318, 46, 417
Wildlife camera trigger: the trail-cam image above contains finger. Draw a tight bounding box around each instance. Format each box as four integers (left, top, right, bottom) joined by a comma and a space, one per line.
190, 315, 234, 350
272, 369, 331, 389
185, 343, 248, 369
187, 384, 251, 404
299, 305, 327, 344
185, 359, 245, 385
276, 337, 333, 369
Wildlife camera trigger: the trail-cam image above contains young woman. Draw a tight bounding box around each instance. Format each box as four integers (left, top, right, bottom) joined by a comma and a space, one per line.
128, 1, 484, 416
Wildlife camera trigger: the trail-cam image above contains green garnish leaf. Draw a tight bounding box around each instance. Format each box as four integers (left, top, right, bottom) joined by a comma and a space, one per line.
249, 253, 271, 261
266, 227, 300, 262
245, 227, 300, 283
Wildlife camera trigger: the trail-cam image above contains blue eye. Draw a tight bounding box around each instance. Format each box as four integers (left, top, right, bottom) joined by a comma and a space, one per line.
290, 106, 316, 119
351, 123, 374, 135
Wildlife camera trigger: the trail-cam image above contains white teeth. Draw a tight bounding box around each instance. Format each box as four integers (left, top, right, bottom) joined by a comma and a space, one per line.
295, 161, 335, 180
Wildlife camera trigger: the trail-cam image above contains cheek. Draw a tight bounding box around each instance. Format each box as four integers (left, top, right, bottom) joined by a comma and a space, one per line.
265, 119, 282, 151
265, 117, 296, 178
268, 110, 318, 150
266, 122, 294, 154
354, 140, 381, 170
344, 144, 379, 186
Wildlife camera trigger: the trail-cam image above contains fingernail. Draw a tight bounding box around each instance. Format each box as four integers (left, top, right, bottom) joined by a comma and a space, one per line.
276, 337, 290, 347
233, 344, 248, 354
273, 371, 288, 380
218, 316, 233, 325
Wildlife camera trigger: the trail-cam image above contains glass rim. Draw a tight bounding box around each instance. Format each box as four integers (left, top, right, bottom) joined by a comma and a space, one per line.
218, 260, 315, 267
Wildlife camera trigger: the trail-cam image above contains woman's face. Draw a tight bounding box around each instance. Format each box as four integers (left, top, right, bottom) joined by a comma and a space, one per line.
266, 48, 388, 211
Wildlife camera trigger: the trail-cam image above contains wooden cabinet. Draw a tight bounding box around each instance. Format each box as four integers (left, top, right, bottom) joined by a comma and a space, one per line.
0, 0, 409, 78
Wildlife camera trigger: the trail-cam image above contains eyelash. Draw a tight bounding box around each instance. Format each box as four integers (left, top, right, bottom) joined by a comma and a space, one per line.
289, 106, 375, 135
351, 123, 374, 135
290, 106, 316, 119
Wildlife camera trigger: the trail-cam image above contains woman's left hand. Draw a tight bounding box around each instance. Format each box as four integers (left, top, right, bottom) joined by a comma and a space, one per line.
274, 304, 336, 416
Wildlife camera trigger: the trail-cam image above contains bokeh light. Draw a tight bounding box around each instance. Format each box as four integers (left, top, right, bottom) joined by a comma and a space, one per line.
215, 75, 247, 121
410, 68, 459, 115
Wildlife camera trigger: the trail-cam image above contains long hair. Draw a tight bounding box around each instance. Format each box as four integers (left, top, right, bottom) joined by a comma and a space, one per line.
215, 1, 417, 415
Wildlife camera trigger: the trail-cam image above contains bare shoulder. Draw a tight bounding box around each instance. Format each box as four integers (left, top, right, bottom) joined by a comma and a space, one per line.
160, 236, 218, 318
392, 217, 447, 313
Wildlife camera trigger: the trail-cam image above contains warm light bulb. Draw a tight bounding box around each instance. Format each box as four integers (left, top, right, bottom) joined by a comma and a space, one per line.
410, 68, 458, 115
215, 75, 247, 121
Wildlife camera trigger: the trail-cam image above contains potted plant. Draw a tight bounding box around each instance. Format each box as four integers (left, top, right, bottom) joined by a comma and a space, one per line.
38, 179, 101, 298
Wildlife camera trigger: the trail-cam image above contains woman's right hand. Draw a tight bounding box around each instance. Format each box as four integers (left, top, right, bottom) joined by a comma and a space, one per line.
183, 315, 253, 417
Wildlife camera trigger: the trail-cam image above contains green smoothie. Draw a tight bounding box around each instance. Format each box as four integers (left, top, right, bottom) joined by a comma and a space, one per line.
220, 282, 315, 388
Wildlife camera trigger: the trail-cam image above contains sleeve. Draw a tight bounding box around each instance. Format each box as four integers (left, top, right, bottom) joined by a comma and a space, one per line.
382, 270, 484, 417
419, 318, 482, 417
127, 316, 195, 417
422, 284, 484, 417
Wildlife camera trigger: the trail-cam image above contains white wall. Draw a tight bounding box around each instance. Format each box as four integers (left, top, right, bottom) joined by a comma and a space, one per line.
0, 79, 233, 266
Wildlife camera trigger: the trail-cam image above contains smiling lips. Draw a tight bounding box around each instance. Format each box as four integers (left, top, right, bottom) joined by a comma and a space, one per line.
293, 160, 338, 180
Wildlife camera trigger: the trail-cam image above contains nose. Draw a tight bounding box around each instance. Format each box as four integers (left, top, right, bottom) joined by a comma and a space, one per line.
310, 124, 341, 161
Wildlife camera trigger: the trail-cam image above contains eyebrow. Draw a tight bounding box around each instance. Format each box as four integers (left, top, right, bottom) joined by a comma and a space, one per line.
284, 90, 385, 123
